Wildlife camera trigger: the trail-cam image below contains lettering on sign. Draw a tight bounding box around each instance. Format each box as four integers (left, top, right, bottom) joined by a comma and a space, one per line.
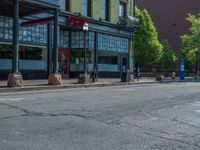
68, 16, 86, 27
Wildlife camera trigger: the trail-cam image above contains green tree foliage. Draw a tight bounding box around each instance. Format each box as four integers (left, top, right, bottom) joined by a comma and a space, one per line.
179, 43, 196, 70
134, 7, 163, 68
180, 14, 200, 69
161, 40, 177, 71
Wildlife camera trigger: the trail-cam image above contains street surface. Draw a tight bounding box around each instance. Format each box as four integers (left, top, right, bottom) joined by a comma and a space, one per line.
0, 82, 200, 150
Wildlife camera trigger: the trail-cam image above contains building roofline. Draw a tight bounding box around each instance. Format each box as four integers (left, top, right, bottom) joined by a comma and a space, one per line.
0, 0, 60, 17
21, 0, 60, 9
59, 11, 135, 32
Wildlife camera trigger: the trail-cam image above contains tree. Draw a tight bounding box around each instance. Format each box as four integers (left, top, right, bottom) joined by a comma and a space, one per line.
179, 42, 196, 70
161, 39, 177, 72
180, 14, 200, 70
134, 7, 163, 68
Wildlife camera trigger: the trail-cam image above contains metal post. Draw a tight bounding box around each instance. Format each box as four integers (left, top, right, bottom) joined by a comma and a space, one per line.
83, 30, 87, 74
12, 0, 19, 73
93, 32, 98, 81
69, 30, 71, 50
47, 24, 53, 76
198, 51, 199, 76
196, 51, 198, 76
53, 9, 59, 73
78, 23, 89, 84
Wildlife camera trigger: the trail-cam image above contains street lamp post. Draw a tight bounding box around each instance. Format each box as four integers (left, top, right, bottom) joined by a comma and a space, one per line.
83, 22, 89, 74
78, 22, 90, 84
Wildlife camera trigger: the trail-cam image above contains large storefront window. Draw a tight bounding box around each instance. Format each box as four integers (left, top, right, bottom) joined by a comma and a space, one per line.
0, 44, 12, 59
98, 51, 119, 72
0, 44, 47, 70
70, 31, 94, 72
98, 52, 118, 64
0, 16, 13, 40
98, 56, 118, 64
96, 33, 129, 72
70, 50, 91, 64
71, 31, 94, 50
19, 46, 43, 60
70, 50, 92, 72
59, 30, 69, 48
20, 25, 47, 44
0, 44, 44, 60
71, 31, 84, 49
98, 33, 129, 53
0, 16, 47, 45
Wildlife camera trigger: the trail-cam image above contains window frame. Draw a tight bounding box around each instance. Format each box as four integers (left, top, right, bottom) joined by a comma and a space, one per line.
119, 2, 127, 18
87, 0, 92, 17
102, 0, 110, 21
105, 0, 110, 21
82, 0, 92, 16
65, 0, 70, 12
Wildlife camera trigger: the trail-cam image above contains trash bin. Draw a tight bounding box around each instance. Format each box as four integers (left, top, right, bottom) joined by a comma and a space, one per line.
121, 71, 129, 82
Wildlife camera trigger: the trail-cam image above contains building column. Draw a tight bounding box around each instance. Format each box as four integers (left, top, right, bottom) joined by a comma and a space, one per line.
83, 30, 87, 74
52, 9, 59, 74
47, 24, 53, 77
48, 9, 62, 85
128, 36, 135, 82
93, 32, 98, 82
7, 0, 23, 87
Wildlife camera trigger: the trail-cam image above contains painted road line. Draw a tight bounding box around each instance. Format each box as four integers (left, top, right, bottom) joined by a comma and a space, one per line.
0, 98, 25, 101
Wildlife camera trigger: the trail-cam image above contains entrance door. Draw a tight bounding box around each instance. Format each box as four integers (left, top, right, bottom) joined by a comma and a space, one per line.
58, 50, 70, 78
120, 55, 128, 76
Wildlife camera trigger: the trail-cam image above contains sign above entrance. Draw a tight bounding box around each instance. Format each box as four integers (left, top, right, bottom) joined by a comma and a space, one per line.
68, 16, 86, 28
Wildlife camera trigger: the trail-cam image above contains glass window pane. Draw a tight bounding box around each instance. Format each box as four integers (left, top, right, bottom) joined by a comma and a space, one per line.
82, 0, 88, 16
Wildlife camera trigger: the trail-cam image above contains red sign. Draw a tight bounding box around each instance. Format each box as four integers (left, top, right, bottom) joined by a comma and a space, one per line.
68, 16, 86, 27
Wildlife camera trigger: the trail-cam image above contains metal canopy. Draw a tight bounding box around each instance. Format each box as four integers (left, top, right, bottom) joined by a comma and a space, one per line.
0, 0, 59, 18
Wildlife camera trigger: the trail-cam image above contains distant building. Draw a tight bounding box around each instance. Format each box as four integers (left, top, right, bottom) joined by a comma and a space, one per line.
136, 0, 200, 52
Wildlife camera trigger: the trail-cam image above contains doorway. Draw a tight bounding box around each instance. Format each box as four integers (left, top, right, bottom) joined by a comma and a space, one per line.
120, 55, 128, 76
58, 50, 70, 78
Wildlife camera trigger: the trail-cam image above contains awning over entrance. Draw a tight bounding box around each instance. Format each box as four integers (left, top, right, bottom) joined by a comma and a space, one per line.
0, 0, 59, 17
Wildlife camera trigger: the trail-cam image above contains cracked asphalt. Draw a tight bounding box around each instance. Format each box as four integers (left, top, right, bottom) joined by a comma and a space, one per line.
0, 82, 200, 150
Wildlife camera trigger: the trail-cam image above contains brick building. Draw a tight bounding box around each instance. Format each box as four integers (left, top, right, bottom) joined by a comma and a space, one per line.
136, 0, 200, 53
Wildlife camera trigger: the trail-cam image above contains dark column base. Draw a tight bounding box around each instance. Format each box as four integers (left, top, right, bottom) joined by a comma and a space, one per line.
78, 73, 91, 84
48, 73, 62, 85
121, 71, 135, 82
7, 72, 23, 87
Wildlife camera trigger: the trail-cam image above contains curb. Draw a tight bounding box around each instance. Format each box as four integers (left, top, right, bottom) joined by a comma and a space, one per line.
0, 81, 141, 94
0, 79, 198, 94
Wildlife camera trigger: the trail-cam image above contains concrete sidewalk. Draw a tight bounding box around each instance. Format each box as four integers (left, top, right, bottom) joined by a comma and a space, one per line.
0, 78, 158, 87
0, 78, 157, 93
0, 77, 197, 94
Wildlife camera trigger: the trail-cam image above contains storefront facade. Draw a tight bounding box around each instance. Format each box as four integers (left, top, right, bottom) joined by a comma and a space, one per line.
58, 15, 133, 78
0, 15, 48, 79
0, 0, 136, 80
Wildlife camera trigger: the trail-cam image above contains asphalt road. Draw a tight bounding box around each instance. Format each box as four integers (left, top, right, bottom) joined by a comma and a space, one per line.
0, 82, 200, 150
